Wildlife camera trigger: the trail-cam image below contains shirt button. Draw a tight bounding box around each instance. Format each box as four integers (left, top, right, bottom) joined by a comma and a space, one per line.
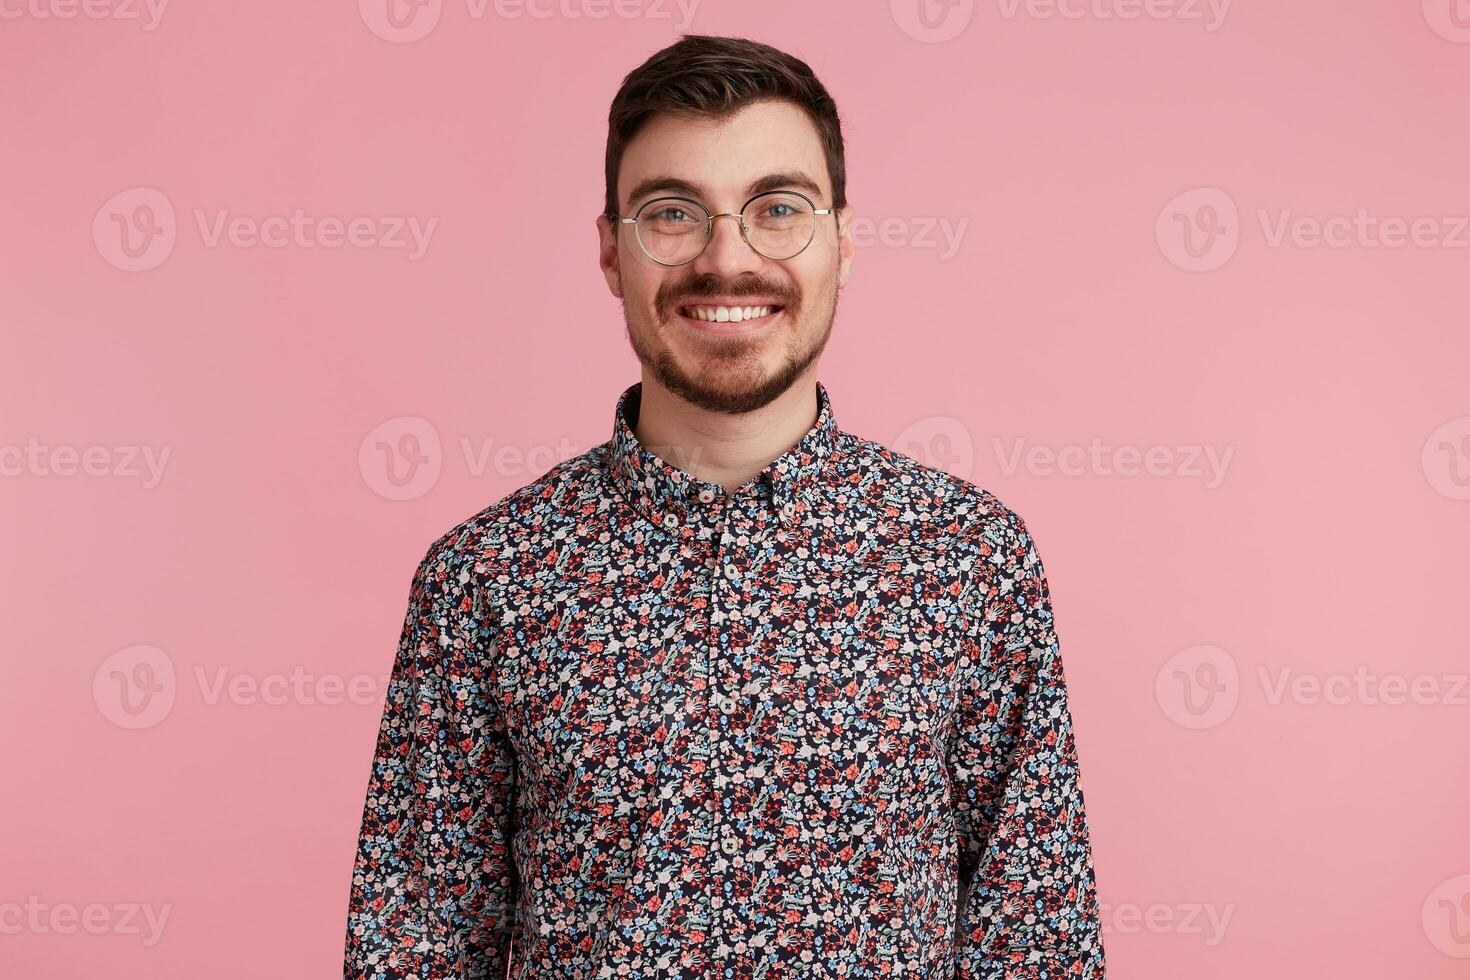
698, 488, 716, 504
780, 500, 797, 519
723, 563, 740, 582
661, 512, 679, 530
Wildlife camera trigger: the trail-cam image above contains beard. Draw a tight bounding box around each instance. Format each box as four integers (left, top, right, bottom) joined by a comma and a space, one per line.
620, 269, 840, 415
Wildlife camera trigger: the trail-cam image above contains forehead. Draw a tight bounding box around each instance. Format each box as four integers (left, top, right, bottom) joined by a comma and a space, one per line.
618, 99, 831, 205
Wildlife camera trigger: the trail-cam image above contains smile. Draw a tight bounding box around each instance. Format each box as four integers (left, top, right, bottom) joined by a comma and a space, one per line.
677, 303, 783, 324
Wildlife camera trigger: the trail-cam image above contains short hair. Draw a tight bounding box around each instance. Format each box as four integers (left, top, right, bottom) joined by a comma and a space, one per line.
603, 34, 847, 219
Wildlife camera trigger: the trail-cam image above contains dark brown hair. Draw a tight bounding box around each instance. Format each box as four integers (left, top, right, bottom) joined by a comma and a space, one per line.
603, 35, 847, 219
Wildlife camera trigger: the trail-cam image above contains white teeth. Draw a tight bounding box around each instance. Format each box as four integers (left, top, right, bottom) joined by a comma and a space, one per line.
684, 305, 774, 323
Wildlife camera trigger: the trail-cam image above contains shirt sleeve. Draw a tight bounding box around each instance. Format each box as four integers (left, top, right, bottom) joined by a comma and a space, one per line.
344, 540, 519, 980
949, 507, 1106, 979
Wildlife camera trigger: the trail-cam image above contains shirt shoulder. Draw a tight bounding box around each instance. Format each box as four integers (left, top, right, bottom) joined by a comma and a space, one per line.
833, 429, 1039, 557
833, 431, 1054, 654
410, 441, 613, 580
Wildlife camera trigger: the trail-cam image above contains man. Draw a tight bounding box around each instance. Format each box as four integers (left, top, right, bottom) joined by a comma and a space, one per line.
345, 34, 1106, 980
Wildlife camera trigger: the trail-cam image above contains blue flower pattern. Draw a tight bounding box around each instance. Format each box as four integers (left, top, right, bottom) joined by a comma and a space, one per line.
345, 381, 1105, 980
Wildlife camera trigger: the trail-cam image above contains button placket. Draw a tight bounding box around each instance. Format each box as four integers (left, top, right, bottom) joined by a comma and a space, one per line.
714, 503, 755, 734
706, 499, 731, 691
704, 495, 740, 965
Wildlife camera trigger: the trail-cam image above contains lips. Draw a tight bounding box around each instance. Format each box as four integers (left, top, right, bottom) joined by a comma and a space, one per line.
678, 303, 784, 324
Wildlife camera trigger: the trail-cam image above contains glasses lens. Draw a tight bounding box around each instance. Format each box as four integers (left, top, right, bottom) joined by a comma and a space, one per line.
636, 199, 707, 265
743, 192, 816, 260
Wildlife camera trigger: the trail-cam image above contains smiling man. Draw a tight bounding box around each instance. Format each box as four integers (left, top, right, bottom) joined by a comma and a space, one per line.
345, 34, 1106, 980
599, 94, 846, 425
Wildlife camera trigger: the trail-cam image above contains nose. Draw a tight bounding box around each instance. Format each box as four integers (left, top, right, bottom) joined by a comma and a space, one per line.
690, 211, 763, 278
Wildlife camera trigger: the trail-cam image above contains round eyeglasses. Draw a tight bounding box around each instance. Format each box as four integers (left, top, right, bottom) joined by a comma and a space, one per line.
618, 190, 835, 266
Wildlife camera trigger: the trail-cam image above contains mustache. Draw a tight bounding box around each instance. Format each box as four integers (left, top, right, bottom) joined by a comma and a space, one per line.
655, 274, 800, 318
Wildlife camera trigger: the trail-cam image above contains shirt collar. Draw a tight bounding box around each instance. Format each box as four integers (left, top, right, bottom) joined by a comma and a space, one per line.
605, 380, 842, 532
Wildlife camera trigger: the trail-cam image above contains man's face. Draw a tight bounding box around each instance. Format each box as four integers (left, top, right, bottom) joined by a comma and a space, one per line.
597, 99, 854, 415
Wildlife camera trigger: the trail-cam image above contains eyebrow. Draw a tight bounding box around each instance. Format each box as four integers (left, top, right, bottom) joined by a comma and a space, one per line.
625, 170, 826, 211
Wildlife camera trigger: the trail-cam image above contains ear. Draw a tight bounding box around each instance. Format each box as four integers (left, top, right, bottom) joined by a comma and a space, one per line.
596, 213, 623, 298
835, 205, 855, 287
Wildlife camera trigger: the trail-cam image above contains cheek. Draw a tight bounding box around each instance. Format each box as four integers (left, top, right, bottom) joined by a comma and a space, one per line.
621, 265, 672, 312
786, 270, 831, 319
789, 253, 836, 295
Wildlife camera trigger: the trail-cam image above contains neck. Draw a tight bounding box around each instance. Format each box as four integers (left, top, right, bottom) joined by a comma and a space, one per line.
632, 371, 821, 493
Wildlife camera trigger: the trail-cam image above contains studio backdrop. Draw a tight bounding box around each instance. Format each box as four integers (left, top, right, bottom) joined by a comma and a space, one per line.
2, 2, 1467, 978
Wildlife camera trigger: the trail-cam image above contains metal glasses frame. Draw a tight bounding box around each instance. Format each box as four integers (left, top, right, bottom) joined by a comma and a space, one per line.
618, 190, 835, 267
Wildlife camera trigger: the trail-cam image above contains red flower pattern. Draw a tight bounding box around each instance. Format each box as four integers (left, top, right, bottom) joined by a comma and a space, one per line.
345, 381, 1105, 980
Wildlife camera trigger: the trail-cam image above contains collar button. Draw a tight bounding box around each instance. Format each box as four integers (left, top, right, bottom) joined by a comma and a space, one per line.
661, 512, 680, 530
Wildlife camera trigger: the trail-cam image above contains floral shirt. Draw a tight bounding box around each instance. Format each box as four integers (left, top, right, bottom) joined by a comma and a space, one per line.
345, 381, 1106, 980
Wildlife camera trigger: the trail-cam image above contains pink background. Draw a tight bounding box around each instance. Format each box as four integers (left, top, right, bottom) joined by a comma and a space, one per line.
3, 1, 1468, 977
